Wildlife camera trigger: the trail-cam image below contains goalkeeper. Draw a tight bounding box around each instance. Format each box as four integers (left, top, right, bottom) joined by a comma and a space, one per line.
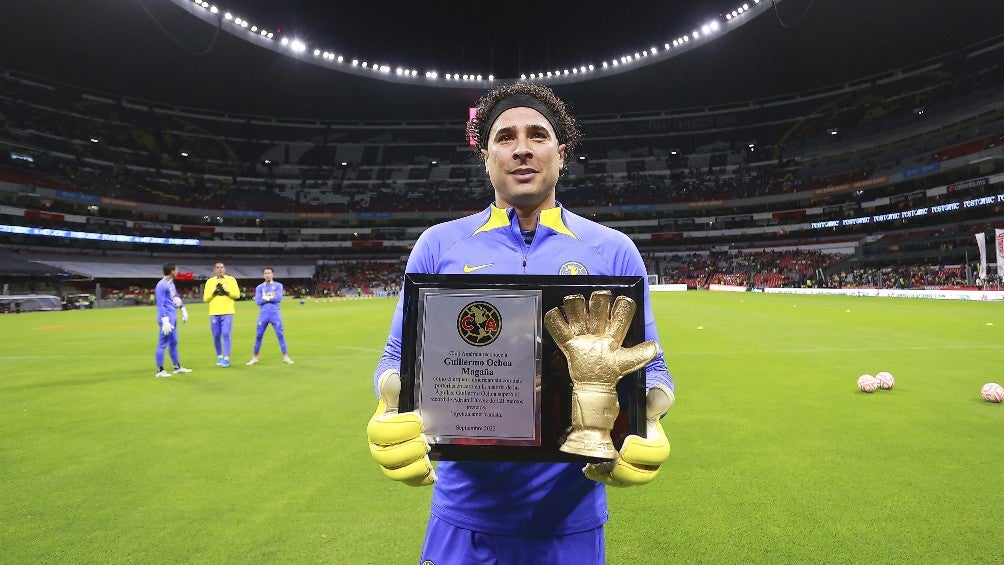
153, 263, 192, 377
202, 261, 240, 368
367, 83, 674, 564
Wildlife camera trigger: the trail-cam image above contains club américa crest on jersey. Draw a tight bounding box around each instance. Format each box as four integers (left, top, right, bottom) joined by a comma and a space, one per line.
457, 301, 502, 346
559, 261, 588, 275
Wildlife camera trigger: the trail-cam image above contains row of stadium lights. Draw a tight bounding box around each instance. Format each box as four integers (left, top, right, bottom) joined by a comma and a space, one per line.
190, 0, 759, 83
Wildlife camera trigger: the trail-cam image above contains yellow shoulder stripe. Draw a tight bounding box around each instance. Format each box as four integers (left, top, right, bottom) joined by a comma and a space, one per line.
540, 207, 577, 239
473, 205, 511, 235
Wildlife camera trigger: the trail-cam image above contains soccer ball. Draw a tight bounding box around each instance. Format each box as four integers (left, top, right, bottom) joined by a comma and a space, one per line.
981, 382, 1004, 403
875, 371, 895, 390
857, 374, 878, 393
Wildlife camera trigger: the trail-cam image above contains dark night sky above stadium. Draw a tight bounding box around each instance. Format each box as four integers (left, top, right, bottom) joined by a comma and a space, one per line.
217, 0, 742, 79
0, 0, 1001, 120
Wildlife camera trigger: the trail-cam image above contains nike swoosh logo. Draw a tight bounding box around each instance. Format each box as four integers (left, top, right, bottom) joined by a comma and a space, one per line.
463, 263, 493, 273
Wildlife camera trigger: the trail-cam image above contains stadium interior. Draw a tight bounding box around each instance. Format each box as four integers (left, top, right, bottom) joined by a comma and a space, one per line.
1, 1, 1002, 310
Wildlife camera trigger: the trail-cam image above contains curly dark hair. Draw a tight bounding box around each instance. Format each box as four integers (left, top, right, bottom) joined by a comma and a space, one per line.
467, 83, 581, 159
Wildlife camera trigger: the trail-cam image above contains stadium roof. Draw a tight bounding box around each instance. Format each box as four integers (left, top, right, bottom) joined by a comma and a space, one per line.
1, 0, 1001, 121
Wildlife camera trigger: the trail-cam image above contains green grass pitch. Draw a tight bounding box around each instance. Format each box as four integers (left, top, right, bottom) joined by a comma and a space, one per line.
1, 292, 1001, 563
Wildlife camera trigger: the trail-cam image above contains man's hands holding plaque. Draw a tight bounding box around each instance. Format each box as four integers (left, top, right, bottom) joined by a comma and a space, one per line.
544, 290, 672, 485
366, 369, 437, 486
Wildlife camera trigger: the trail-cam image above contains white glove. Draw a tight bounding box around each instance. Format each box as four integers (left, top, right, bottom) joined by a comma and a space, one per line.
160, 316, 174, 336
583, 384, 674, 487
172, 296, 182, 308
366, 370, 436, 486
180, 307, 188, 324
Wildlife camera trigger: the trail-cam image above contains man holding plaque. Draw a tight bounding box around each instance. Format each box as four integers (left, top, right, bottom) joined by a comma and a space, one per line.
367, 83, 675, 564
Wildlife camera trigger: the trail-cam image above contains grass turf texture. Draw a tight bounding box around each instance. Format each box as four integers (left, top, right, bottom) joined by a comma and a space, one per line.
1, 292, 1000, 563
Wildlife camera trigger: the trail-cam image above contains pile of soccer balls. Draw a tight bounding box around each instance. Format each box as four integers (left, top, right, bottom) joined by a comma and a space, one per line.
856, 372, 1004, 403
857, 371, 894, 393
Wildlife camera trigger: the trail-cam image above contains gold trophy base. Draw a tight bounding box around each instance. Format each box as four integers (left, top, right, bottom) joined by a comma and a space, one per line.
558, 429, 618, 460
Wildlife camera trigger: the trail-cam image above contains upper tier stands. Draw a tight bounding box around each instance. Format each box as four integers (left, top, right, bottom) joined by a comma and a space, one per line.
1, 36, 1003, 272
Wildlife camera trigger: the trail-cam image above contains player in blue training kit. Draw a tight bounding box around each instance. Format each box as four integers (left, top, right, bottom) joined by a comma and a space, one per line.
154, 263, 191, 377
367, 84, 675, 564
246, 267, 293, 365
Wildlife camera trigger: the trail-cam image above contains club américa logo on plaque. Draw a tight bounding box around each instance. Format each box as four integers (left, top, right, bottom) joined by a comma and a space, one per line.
457, 301, 502, 346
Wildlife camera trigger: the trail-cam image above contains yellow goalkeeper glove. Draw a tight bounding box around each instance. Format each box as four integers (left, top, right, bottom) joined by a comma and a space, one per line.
583, 383, 673, 487
366, 369, 436, 486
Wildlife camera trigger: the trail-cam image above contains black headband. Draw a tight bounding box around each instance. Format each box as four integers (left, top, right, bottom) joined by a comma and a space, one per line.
480, 94, 564, 147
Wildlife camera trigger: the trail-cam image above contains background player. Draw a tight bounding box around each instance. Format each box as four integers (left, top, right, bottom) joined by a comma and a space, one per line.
246, 267, 293, 365
154, 262, 191, 377
202, 260, 240, 368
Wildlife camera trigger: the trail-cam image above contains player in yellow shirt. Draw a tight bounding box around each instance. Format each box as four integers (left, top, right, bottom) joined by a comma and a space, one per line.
202, 261, 240, 367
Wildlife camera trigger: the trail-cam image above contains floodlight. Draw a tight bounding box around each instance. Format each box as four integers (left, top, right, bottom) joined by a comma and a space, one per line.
224, 12, 232, 20
291, 40, 306, 53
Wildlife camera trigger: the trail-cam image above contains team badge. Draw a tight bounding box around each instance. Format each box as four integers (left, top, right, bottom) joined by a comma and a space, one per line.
558, 261, 588, 275
457, 301, 502, 346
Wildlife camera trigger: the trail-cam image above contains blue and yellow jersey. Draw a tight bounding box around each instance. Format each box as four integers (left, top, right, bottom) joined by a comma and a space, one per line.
374, 203, 673, 537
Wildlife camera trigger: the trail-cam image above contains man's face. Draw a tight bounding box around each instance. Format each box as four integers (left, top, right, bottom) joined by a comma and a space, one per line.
481, 106, 566, 213
214, 263, 226, 277
263, 269, 273, 283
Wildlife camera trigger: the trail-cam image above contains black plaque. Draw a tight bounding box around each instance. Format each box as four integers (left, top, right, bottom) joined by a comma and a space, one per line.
400, 274, 648, 463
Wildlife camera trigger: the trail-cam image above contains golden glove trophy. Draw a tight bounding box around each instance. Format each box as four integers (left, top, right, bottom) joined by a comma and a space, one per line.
544, 291, 658, 459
